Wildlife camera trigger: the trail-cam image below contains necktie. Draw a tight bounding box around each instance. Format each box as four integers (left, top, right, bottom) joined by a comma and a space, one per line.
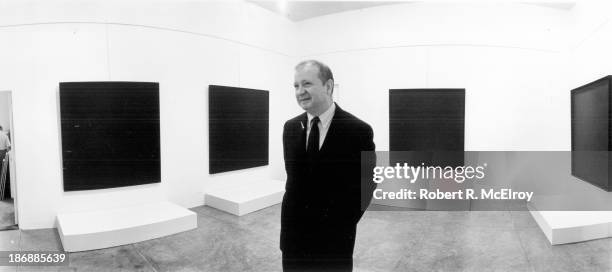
307, 117, 320, 154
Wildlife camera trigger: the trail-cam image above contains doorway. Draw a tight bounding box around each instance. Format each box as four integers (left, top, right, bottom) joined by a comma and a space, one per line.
0, 91, 17, 230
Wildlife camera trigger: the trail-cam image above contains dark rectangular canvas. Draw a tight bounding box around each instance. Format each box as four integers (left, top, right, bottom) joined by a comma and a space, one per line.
390, 89, 465, 151
571, 76, 612, 191
389, 89, 465, 166
208, 85, 269, 174
59, 82, 161, 191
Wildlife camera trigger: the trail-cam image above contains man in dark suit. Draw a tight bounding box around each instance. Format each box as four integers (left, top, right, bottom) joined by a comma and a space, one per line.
281, 60, 376, 271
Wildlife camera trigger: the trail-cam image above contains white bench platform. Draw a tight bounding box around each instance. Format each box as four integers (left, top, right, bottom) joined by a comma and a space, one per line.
205, 179, 285, 216
57, 201, 197, 252
528, 207, 612, 245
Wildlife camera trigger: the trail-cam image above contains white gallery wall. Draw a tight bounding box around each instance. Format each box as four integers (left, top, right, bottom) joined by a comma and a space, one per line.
1, 0, 611, 230
569, 1, 612, 85
295, 2, 572, 151
0, 0, 295, 229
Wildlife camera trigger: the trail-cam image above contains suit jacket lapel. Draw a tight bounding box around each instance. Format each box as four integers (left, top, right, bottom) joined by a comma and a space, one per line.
297, 113, 308, 154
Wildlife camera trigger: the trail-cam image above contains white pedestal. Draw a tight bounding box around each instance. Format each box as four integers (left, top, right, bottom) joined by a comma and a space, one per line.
57, 201, 197, 252
528, 206, 612, 245
204, 179, 285, 216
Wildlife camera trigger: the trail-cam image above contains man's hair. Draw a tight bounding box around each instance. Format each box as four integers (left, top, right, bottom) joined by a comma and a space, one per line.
0, 126, 3, 130
295, 60, 334, 93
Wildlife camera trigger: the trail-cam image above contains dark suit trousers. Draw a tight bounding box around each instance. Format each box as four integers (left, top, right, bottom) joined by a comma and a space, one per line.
282, 251, 353, 272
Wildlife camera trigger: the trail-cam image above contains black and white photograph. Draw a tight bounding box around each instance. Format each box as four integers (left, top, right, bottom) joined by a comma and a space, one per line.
0, 0, 610, 271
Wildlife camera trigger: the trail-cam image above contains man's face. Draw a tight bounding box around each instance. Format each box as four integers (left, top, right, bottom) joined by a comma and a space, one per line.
294, 65, 332, 115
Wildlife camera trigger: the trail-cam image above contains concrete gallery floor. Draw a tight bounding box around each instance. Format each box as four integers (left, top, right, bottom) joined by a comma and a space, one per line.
0, 204, 610, 272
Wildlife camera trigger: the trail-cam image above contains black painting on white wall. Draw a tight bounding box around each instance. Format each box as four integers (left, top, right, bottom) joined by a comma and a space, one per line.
208, 85, 269, 174
571, 76, 612, 192
389, 89, 465, 166
389, 89, 465, 151
59, 82, 161, 191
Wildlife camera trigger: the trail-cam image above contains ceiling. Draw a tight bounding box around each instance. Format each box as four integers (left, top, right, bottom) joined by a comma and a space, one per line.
523, 1, 576, 10
248, 1, 576, 22
248, 1, 406, 22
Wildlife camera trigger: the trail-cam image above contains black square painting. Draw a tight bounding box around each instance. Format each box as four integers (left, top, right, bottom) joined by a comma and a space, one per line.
208, 85, 269, 174
571, 76, 612, 191
389, 89, 465, 151
59, 82, 161, 191
389, 89, 465, 167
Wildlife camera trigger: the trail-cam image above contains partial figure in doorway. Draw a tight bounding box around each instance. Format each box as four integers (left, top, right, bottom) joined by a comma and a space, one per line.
0, 126, 10, 164
0, 125, 10, 200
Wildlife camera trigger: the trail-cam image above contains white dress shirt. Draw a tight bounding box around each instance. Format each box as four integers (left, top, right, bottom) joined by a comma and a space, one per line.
306, 103, 336, 150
